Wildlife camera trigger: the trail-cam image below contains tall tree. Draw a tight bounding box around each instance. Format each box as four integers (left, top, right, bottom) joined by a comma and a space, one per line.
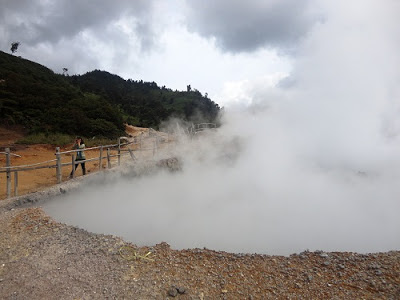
10, 42, 20, 54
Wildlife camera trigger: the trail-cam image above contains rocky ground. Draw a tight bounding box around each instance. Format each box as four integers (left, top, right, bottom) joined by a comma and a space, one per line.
0, 201, 399, 299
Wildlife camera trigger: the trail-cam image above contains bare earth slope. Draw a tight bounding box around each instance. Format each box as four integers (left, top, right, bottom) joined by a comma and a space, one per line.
0, 126, 99, 199
0, 125, 146, 199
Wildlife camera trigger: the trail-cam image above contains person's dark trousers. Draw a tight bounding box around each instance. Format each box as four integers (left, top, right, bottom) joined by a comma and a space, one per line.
70, 159, 86, 176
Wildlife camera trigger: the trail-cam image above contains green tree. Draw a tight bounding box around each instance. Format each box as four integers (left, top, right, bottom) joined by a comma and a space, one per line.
10, 42, 20, 54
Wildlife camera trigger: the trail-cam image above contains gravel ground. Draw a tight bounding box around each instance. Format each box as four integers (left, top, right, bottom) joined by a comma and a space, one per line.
0, 165, 399, 299
1, 206, 399, 299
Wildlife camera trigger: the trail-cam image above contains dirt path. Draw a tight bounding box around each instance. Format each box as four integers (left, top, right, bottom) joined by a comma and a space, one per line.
0, 126, 154, 200
0, 143, 120, 200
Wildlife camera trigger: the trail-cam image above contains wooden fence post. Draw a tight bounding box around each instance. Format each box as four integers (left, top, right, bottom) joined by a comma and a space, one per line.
56, 147, 62, 183
117, 138, 121, 166
99, 146, 103, 170
14, 171, 18, 196
156, 136, 159, 155
127, 148, 136, 161
107, 148, 111, 168
71, 154, 75, 178
6, 148, 11, 198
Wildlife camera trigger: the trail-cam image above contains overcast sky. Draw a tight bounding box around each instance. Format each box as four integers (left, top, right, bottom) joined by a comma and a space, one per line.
0, 0, 318, 106
0, 0, 398, 109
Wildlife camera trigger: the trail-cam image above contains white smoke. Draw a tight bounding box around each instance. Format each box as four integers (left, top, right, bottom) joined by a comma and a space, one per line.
44, 0, 400, 255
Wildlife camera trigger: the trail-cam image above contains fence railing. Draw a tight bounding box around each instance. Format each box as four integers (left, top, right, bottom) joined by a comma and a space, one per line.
0, 129, 173, 199
190, 123, 217, 135
54, 137, 134, 184
0, 149, 22, 198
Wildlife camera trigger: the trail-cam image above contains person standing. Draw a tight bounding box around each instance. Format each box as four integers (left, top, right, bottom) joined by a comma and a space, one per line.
70, 137, 86, 177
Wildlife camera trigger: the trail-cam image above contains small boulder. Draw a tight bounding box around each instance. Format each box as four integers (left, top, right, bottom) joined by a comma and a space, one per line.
168, 287, 178, 297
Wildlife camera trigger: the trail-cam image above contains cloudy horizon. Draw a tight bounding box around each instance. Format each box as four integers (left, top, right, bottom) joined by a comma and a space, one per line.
0, 0, 322, 106
2, 1, 398, 109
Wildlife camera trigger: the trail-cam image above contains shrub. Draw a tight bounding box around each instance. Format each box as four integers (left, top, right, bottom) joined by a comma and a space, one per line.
16, 132, 73, 146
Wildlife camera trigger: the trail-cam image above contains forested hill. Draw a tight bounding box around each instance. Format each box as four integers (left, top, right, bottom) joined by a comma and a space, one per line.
68, 70, 220, 128
0, 51, 220, 138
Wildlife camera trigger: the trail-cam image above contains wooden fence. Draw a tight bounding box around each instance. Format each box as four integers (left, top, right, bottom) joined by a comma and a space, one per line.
0, 149, 21, 198
190, 123, 217, 135
0, 130, 171, 199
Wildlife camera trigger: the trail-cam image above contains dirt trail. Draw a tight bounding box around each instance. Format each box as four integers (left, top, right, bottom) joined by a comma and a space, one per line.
0, 126, 151, 200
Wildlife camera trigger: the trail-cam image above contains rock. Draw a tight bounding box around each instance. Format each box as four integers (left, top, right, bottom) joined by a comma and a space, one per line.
306, 275, 313, 282
368, 263, 381, 270
156, 157, 181, 172
319, 253, 329, 258
177, 287, 186, 294
322, 261, 331, 267
168, 287, 178, 297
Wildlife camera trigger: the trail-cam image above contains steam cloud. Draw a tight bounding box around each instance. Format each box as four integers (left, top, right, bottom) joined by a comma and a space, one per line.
44, 1, 400, 255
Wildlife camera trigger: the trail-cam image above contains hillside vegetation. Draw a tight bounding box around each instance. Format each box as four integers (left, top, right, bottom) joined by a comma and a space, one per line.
0, 51, 220, 139
68, 70, 220, 128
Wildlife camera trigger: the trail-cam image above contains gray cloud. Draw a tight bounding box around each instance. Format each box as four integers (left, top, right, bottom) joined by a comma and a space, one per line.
0, 0, 153, 45
184, 0, 319, 53
0, 0, 162, 76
